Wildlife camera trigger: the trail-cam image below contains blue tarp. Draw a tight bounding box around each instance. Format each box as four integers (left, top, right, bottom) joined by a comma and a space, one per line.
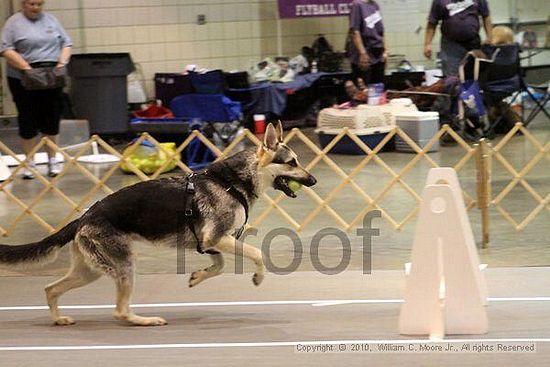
169, 94, 241, 122
227, 72, 332, 116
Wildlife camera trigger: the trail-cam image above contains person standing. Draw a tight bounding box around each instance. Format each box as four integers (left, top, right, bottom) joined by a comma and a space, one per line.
424, 0, 493, 77
1, 0, 72, 179
347, 0, 388, 85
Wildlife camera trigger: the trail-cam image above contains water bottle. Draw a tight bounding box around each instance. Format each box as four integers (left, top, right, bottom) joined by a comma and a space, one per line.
311, 60, 318, 73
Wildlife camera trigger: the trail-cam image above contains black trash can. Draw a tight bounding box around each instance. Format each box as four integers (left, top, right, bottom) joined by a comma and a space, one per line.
68, 53, 135, 134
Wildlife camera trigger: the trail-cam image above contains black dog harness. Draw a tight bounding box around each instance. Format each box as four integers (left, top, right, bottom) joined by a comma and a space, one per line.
184, 171, 249, 254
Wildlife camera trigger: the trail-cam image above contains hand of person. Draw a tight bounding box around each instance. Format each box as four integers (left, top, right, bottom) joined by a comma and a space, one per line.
383, 50, 389, 62
424, 45, 432, 59
344, 80, 358, 99
359, 53, 370, 70
55, 62, 66, 69
356, 78, 366, 91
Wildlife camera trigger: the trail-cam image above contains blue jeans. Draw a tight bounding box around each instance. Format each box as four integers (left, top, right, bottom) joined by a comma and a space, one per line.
440, 36, 470, 77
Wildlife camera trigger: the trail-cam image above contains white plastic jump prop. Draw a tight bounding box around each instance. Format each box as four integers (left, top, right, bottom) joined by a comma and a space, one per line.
399, 168, 488, 338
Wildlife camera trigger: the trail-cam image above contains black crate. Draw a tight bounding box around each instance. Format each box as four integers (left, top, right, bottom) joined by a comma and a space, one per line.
154, 73, 194, 106
224, 71, 250, 89
188, 70, 226, 94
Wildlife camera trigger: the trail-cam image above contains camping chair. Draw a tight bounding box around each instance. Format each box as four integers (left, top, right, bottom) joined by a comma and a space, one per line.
458, 44, 522, 138
479, 43, 522, 137
521, 64, 550, 126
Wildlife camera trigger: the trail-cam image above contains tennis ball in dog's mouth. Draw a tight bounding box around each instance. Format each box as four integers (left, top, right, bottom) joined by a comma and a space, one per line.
287, 179, 302, 193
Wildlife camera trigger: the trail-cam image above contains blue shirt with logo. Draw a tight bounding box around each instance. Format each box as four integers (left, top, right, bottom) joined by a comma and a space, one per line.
1, 11, 72, 79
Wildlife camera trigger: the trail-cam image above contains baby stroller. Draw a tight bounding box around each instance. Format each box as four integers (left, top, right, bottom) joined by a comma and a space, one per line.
458, 43, 522, 139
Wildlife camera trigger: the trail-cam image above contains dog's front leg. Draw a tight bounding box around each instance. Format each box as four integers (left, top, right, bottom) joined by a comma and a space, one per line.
213, 235, 265, 286
189, 251, 225, 288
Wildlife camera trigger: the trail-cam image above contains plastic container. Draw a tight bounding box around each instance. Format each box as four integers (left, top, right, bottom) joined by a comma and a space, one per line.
315, 126, 393, 155
253, 114, 266, 134
311, 61, 318, 73
367, 83, 385, 105
58, 119, 90, 147
395, 111, 440, 152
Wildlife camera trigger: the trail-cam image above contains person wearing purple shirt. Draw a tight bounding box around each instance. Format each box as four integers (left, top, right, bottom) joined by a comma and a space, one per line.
347, 0, 388, 85
424, 0, 493, 76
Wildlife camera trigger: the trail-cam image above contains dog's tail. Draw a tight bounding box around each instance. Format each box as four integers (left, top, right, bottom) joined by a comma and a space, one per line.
0, 219, 79, 266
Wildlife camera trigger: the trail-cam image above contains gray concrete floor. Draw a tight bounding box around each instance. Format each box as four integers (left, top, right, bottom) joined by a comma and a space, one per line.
1, 111, 550, 366
0, 268, 549, 366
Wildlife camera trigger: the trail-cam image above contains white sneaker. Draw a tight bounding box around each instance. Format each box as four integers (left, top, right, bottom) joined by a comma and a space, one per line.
48, 158, 62, 177
21, 160, 36, 180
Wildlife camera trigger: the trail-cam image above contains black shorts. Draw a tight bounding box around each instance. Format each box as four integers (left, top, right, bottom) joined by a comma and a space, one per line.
351, 47, 385, 85
7, 77, 63, 139
351, 62, 385, 85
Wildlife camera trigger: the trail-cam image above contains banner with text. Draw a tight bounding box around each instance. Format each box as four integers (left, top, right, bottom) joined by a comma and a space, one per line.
278, 0, 352, 18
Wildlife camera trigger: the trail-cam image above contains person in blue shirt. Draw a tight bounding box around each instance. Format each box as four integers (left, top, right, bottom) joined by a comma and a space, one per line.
1, 0, 72, 179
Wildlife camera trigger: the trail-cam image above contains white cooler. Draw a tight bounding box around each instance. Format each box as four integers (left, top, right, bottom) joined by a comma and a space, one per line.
395, 111, 440, 152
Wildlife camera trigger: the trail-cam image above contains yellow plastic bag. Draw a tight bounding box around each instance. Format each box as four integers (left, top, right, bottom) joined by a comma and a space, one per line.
120, 140, 177, 175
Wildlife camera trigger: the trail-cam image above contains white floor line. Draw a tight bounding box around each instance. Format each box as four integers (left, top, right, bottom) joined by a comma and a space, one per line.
1, 338, 549, 352
312, 297, 550, 307
1, 297, 550, 312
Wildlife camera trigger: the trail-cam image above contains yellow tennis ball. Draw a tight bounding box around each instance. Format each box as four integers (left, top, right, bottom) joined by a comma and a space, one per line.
288, 179, 302, 193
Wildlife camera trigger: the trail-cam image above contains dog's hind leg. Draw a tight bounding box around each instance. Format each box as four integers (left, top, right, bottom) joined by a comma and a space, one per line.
213, 235, 265, 286
112, 271, 167, 326
188, 251, 224, 288
45, 245, 102, 325
76, 223, 167, 326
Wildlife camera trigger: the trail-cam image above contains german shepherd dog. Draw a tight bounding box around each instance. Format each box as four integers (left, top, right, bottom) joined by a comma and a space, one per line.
0, 123, 316, 326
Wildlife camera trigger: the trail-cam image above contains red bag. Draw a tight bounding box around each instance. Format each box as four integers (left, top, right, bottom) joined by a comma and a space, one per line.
132, 103, 174, 119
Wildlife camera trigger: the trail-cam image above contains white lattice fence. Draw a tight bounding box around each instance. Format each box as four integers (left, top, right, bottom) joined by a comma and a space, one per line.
0, 125, 482, 238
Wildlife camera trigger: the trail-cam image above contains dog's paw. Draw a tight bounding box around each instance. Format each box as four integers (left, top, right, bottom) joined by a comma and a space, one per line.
113, 311, 127, 321
252, 272, 264, 286
189, 270, 221, 288
128, 315, 168, 326
140, 317, 168, 326
54, 316, 75, 326
188, 270, 204, 288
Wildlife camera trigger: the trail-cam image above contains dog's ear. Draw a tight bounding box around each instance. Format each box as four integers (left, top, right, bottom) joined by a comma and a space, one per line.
276, 121, 284, 142
263, 123, 278, 151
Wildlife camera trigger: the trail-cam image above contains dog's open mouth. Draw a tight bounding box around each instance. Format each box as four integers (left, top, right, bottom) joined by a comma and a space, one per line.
274, 176, 298, 198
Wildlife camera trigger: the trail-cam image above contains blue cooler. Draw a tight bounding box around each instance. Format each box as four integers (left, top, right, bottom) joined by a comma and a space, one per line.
315, 126, 393, 154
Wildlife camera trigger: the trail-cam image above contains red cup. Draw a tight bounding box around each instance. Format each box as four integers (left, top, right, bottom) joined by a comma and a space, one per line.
253, 114, 266, 134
